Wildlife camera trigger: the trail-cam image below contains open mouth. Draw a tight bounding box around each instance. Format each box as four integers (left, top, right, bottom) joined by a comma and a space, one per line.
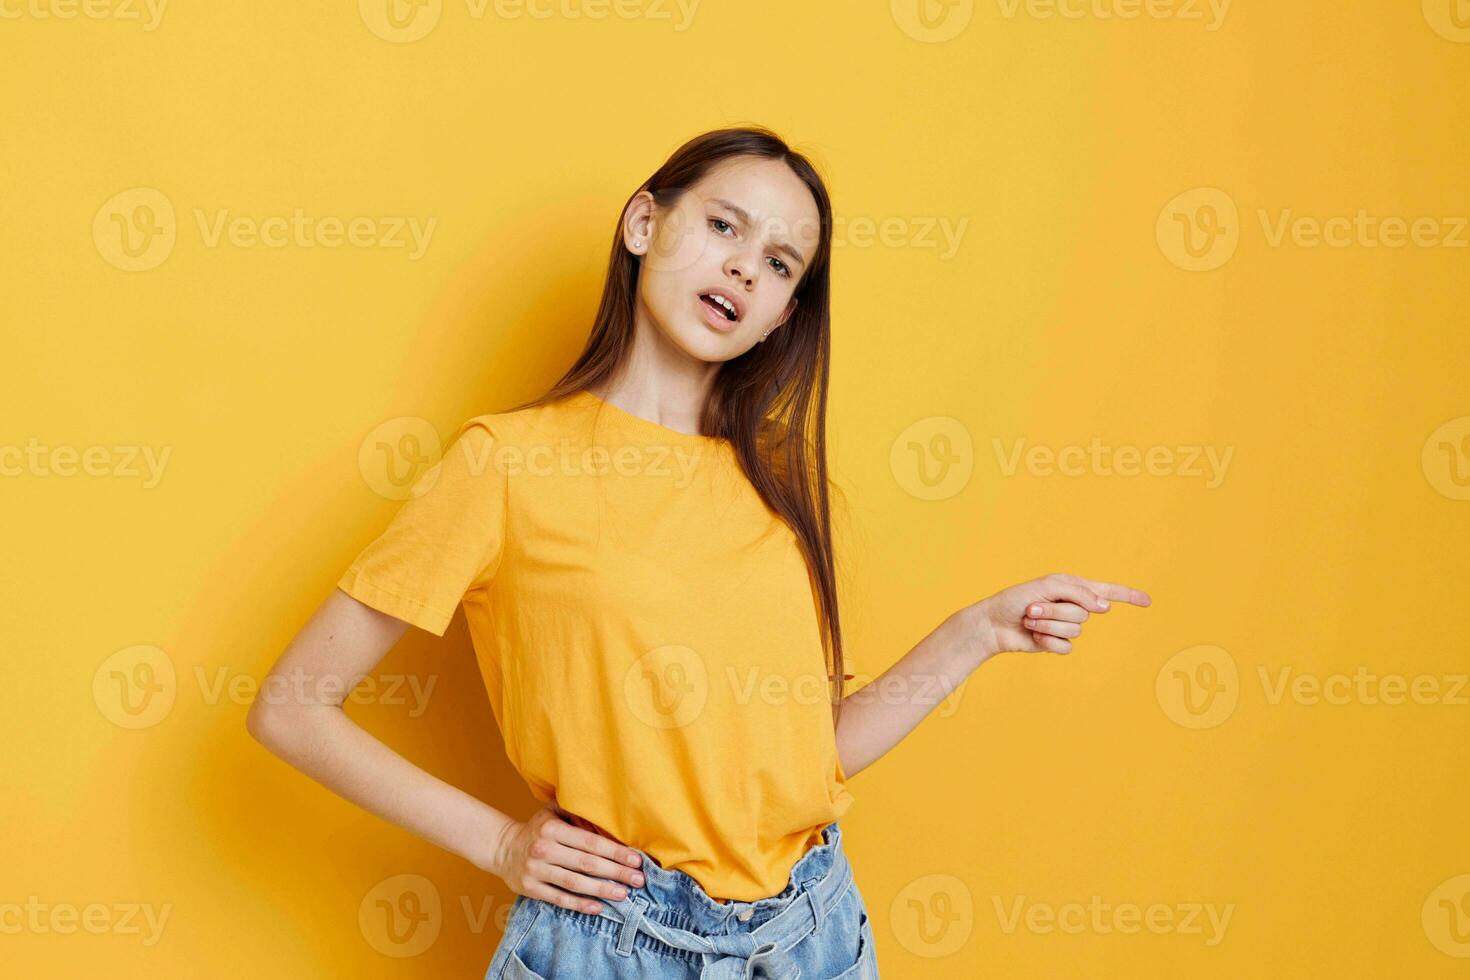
699, 293, 740, 322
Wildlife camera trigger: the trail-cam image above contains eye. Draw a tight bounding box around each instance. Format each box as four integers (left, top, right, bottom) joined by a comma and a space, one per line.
710, 217, 734, 235
768, 256, 792, 278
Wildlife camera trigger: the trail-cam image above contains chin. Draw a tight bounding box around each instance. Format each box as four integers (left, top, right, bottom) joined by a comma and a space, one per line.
662, 321, 747, 363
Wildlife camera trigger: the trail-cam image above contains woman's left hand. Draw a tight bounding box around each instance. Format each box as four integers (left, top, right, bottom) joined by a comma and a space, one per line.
959, 572, 1153, 657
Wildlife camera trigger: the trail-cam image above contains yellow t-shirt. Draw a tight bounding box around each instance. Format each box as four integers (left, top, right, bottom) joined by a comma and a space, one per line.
336, 389, 854, 902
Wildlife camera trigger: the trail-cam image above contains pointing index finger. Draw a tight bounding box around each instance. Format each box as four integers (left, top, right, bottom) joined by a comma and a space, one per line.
1082, 579, 1152, 607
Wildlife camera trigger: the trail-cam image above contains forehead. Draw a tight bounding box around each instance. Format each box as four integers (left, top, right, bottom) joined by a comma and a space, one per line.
684, 156, 821, 260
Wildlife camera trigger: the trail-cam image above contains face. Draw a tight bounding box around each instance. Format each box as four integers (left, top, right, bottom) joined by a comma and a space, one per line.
624, 155, 822, 361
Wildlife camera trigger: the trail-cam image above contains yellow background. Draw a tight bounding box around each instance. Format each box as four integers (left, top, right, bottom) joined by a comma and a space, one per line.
4, 1, 1468, 976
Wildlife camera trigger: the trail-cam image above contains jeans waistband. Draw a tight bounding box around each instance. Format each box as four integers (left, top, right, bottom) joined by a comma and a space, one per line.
590, 821, 850, 980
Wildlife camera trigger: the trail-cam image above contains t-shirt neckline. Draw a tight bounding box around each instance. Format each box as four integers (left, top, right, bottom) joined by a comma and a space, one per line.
574, 389, 729, 448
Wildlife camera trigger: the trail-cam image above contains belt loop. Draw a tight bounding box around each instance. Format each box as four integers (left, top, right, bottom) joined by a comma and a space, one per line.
615, 896, 647, 957
805, 882, 825, 938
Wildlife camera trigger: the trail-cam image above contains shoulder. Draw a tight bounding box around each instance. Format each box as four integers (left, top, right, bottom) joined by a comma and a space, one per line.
443, 393, 584, 462
448, 397, 552, 442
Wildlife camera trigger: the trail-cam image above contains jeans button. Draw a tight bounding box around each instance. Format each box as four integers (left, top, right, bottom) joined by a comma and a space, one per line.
736, 908, 753, 922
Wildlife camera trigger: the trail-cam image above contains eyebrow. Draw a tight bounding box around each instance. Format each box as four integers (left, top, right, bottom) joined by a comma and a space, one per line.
709, 197, 809, 270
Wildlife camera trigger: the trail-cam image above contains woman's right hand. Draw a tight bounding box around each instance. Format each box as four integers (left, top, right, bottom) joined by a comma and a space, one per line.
487, 803, 646, 915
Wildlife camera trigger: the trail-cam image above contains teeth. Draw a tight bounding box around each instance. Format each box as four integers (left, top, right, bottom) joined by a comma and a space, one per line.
703, 294, 737, 320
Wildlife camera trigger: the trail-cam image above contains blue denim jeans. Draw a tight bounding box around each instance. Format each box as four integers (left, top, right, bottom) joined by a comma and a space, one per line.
484, 821, 878, 978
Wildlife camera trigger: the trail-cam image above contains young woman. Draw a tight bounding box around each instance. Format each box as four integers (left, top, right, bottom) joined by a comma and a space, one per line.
246, 126, 1151, 979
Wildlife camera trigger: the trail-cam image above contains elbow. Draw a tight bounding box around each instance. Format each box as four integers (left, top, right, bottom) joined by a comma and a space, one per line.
244, 695, 272, 745
245, 695, 292, 754
246, 691, 337, 757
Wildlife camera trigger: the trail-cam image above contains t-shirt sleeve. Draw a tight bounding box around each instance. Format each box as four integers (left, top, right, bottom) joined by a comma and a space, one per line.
336, 417, 507, 636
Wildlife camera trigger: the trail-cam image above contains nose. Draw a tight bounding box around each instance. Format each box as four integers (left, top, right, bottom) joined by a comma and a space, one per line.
724, 245, 763, 288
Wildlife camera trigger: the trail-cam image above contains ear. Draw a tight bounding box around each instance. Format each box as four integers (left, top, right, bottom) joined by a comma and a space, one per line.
621, 191, 656, 255
774, 296, 798, 331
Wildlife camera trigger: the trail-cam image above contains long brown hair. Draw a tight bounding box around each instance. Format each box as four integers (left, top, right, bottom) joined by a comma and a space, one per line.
507, 125, 849, 728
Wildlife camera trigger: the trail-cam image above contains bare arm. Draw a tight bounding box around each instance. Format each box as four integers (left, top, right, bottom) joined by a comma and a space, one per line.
833, 610, 984, 780
245, 588, 646, 914
245, 588, 512, 871
834, 573, 1153, 779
